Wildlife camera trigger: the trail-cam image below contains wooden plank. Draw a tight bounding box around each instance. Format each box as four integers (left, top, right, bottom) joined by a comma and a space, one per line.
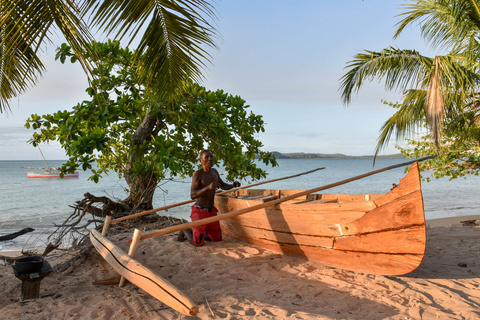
236, 236, 424, 275
297, 243, 424, 276
119, 229, 143, 287
319, 194, 383, 201
373, 162, 421, 207
279, 200, 377, 212
340, 191, 425, 236
89, 229, 198, 316
217, 195, 376, 212
334, 225, 426, 254
220, 219, 335, 247
222, 219, 425, 254
219, 207, 367, 234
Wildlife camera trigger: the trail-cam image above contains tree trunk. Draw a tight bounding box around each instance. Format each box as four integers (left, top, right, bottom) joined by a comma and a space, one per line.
124, 113, 163, 210
124, 176, 157, 211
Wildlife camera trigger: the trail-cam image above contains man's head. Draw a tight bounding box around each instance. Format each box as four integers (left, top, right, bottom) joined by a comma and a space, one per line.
200, 150, 214, 170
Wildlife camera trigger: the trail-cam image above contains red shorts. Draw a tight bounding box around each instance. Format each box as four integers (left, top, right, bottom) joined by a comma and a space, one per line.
190, 205, 222, 247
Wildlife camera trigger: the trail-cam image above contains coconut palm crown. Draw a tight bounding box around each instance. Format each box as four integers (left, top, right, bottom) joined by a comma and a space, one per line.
0, 0, 218, 112
339, 0, 480, 155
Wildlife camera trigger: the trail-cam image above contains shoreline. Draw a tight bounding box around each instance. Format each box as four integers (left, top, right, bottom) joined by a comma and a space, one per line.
426, 214, 480, 228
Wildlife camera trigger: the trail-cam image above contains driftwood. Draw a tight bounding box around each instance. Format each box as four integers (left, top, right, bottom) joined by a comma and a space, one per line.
0, 227, 35, 242
54, 245, 93, 274
92, 274, 122, 285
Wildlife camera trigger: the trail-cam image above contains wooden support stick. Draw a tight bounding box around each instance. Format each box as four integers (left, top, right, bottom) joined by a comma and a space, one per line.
133, 156, 435, 242
119, 229, 143, 287
107, 167, 325, 225
101, 216, 112, 236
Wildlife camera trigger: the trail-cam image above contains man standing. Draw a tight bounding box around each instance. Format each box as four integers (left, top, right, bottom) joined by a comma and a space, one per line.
184, 150, 240, 246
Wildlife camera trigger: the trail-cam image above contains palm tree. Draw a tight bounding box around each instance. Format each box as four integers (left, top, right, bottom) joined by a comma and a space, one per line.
0, 0, 218, 112
339, 0, 480, 154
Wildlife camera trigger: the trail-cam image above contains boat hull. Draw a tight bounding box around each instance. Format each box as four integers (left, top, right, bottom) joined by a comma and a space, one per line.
214, 162, 426, 275
27, 172, 79, 178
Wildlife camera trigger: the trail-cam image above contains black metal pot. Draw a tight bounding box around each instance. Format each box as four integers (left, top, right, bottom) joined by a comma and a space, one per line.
14, 256, 44, 274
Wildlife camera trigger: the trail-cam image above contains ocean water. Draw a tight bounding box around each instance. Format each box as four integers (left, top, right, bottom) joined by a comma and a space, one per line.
1, 158, 479, 251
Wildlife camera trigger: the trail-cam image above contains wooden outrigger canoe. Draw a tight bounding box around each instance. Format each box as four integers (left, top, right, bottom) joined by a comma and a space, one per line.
214, 161, 426, 276
89, 229, 198, 316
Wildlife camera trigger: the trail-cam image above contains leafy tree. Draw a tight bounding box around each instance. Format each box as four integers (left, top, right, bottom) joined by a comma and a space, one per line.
25, 41, 277, 214
397, 103, 480, 179
339, 0, 480, 178
0, 0, 217, 112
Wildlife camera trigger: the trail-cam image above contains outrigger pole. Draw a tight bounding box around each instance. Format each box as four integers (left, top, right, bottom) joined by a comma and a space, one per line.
107, 166, 326, 225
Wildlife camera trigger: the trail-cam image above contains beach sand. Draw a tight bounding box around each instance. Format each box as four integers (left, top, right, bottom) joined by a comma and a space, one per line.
1, 215, 479, 320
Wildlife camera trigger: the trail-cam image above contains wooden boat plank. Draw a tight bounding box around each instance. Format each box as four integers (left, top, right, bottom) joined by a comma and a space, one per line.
221, 218, 338, 238
221, 220, 335, 247
217, 195, 378, 212
222, 220, 425, 254
236, 195, 279, 201
279, 200, 377, 212
373, 162, 421, 207
237, 236, 423, 275
317, 194, 384, 201
334, 225, 426, 254
292, 243, 424, 275
291, 199, 338, 205
233, 191, 385, 203
89, 229, 198, 316
340, 191, 424, 236
222, 210, 367, 234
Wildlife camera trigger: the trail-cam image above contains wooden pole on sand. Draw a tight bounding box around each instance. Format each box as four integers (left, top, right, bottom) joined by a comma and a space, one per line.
133, 155, 435, 242
101, 216, 112, 236
119, 229, 143, 287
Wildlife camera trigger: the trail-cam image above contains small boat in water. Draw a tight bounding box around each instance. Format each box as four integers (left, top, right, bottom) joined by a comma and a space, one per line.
214, 161, 426, 275
27, 170, 79, 178
25, 147, 79, 178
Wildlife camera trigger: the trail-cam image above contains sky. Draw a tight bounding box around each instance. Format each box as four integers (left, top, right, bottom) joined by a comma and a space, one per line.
0, 0, 436, 160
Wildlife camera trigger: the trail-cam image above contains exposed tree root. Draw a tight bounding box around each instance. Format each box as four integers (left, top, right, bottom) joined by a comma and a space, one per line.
43, 192, 188, 274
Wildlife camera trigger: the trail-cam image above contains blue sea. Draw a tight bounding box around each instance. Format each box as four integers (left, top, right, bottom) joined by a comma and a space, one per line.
1, 158, 479, 251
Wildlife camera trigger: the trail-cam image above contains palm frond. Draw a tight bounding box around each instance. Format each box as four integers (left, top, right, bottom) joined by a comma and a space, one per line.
80, 0, 218, 99
339, 48, 433, 105
0, 0, 95, 112
374, 89, 429, 156
395, 0, 480, 52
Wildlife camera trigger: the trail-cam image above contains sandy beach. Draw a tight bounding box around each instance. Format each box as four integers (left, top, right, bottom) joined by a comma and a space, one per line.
1, 215, 479, 320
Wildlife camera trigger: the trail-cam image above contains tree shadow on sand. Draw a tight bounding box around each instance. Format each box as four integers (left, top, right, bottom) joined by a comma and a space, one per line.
402, 226, 480, 280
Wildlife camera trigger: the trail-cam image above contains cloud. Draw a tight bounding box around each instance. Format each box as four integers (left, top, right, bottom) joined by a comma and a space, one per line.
0, 126, 32, 146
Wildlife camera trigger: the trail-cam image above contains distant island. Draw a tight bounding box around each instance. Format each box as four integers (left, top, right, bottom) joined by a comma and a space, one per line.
270, 152, 405, 159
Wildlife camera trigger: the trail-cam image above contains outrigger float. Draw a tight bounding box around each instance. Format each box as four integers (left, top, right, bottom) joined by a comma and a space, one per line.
89, 228, 199, 316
